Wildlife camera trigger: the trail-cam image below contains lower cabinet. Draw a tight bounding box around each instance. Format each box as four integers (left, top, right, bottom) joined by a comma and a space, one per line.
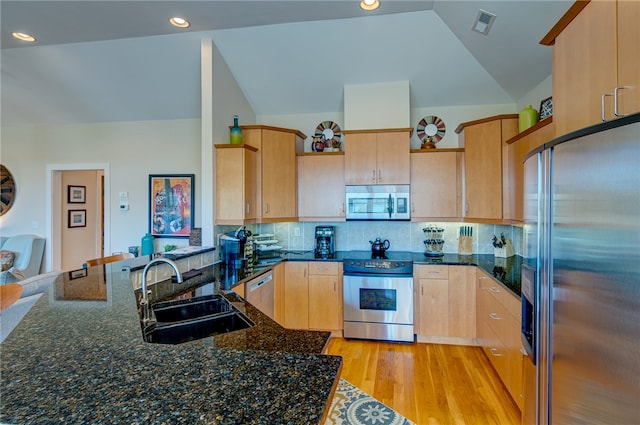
414, 265, 476, 344
476, 269, 523, 410
283, 261, 343, 331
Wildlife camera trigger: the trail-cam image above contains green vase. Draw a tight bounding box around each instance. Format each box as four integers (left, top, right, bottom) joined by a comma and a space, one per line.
141, 233, 155, 255
519, 105, 538, 132
230, 115, 242, 144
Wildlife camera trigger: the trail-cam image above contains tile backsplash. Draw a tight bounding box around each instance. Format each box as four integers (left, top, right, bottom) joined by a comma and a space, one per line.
216, 222, 523, 257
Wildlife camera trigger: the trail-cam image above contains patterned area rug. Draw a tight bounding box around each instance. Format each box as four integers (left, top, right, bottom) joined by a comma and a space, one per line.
325, 379, 415, 425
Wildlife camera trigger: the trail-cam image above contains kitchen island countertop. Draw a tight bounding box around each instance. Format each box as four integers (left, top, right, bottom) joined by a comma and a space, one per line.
0, 256, 341, 425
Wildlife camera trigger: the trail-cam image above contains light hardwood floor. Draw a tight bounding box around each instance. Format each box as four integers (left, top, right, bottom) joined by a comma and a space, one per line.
324, 337, 521, 425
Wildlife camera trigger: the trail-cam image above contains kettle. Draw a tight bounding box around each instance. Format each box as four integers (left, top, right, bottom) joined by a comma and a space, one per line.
369, 238, 390, 255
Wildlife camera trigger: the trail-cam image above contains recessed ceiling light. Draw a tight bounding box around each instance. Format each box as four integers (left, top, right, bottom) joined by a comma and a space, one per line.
12, 32, 36, 42
169, 16, 190, 28
360, 0, 380, 11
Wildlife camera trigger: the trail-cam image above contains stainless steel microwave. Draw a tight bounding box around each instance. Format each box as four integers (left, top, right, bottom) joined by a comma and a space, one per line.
345, 185, 410, 220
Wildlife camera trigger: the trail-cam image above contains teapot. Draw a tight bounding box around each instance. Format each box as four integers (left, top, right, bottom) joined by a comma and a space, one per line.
369, 238, 390, 255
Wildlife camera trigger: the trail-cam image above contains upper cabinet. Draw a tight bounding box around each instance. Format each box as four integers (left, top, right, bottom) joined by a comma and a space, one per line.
456, 115, 519, 222
297, 153, 345, 221
215, 125, 305, 224
343, 129, 411, 185
214, 144, 258, 225
410, 149, 463, 221
503, 120, 554, 223
542, 0, 639, 136
242, 125, 306, 223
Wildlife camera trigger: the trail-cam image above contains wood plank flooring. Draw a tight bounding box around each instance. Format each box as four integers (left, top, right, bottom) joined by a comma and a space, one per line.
324, 337, 521, 425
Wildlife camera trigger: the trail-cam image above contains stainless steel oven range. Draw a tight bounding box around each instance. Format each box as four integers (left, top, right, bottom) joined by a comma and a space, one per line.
343, 251, 414, 342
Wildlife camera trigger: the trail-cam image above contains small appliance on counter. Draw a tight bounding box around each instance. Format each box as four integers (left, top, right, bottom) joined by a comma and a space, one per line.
314, 226, 336, 258
369, 237, 390, 257
254, 233, 282, 265
423, 225, 444, 256
220, 226, 252, 267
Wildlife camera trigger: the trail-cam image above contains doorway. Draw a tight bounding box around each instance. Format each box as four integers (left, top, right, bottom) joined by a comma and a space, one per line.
46, 163, 110, 271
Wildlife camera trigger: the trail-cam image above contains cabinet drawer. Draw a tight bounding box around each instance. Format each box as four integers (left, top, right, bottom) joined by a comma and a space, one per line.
479, 319, 509, 382
477, 272, 520, 317
481, 290, 514, 346
416, 265, 449, 279
308, 261, 340, 276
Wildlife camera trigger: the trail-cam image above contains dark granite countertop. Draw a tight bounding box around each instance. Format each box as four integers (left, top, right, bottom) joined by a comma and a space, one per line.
0, 258, 342, 425
252, 250, 522, 297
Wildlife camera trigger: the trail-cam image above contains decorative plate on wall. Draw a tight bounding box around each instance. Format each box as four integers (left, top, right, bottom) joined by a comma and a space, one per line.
314, 121, 342, 148
0, 165, 16, 216
416, 115, 446, 144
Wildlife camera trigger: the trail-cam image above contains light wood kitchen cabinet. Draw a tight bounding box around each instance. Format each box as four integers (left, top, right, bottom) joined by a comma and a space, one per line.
242, 125, 306, 223
297, 153, 345, 221
343, 129, 411, 185
410, 149, 463, 220
414, 265, 476, 344
503, 119, 554, 222
273, 262, 285, 326
283, 261, 343, 331
308, 261, 343, 331
456, 115, 518, 221
283, 261, 309, 329
214, 144, 258, 225
476, 269, 523, 410
543, 0, 639, 136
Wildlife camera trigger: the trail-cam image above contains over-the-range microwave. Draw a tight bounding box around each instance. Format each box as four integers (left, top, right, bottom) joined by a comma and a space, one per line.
345, 185, 410, 221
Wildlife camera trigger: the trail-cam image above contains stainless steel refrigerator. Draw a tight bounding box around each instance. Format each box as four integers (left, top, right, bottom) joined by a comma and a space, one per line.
521, 113, 640, 425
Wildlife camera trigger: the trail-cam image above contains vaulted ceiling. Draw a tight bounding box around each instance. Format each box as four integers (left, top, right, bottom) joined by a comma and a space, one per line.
0, 1, 572, 126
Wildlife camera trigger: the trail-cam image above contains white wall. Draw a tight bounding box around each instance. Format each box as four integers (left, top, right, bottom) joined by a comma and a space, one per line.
0, 119, 201, 269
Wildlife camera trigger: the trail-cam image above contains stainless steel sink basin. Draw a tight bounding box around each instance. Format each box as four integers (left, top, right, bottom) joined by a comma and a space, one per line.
142, 294, 255, 345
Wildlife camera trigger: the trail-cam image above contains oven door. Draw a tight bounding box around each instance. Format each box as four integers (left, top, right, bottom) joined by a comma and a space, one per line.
343, 275, 413, 325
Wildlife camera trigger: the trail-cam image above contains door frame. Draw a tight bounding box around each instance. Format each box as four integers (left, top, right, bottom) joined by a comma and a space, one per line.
46, 163, 110, 270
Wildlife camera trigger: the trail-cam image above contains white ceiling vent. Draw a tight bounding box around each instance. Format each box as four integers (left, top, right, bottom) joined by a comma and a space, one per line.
472, 9, 496, 35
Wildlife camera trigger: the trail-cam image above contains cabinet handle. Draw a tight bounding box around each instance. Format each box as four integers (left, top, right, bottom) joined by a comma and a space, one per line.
245, 203, 250, 214
411, 202, 415, 213
489, 313, 501, 320
333, 281, 336, 291
490, 348, 504, 357
465, 202, 469, 214
377, 169, 382, 182
614, 86, 631, 117
264, 203, 269, 214
372, 170, 376, 182
489, 286, 501, 293
342, 202, 345, 213
421, 286, 424, 296
602, 93, 613, 121
304, 267, 307, 278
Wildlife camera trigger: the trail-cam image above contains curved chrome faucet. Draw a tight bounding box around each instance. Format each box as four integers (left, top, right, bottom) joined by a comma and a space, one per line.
140, 257, 183, 325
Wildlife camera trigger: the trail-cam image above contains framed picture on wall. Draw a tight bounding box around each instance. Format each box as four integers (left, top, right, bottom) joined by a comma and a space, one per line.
67, 185, 86, 204
539, 96, 553, 121
68, 209, 86, 228
148, 174, 194, 238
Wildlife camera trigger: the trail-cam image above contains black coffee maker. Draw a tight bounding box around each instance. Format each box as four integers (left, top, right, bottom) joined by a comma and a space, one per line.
315, 226, 335, 258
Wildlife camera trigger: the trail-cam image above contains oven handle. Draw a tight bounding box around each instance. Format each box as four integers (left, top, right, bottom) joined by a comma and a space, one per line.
343, 272, 413, 279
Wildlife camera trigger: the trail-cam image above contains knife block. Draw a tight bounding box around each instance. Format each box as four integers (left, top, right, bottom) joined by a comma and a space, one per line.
494, 239, 515, 258
458, 235, 473, 256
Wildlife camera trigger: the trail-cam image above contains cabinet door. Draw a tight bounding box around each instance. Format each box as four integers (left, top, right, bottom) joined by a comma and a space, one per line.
298, 155, 345, 220
552, 0, 617, 135
417, 278, 449, 336
375, 131, 410, 185
448, 266, 476, 339
308, 274, 342, 331
283, 261, 308, 329
617, 0, 640, 117
273, 262, 286, 326
463, 120, 504, 220
261, 129, 297, 221
344, 132, 377, 185
215, 146, 257, 224
410, 151, 459, 219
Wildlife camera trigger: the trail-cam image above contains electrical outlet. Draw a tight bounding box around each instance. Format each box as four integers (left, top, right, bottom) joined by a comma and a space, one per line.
294, 227, 301, 237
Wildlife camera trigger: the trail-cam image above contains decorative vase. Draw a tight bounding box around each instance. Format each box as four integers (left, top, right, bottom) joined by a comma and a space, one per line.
141, 233, 155, 255
519, 105, 538, 132
230, 115, 242, 144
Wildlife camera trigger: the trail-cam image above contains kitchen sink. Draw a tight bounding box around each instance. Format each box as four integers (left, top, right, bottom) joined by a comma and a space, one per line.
142, 294, 255, 345
152, 294, 233, 322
